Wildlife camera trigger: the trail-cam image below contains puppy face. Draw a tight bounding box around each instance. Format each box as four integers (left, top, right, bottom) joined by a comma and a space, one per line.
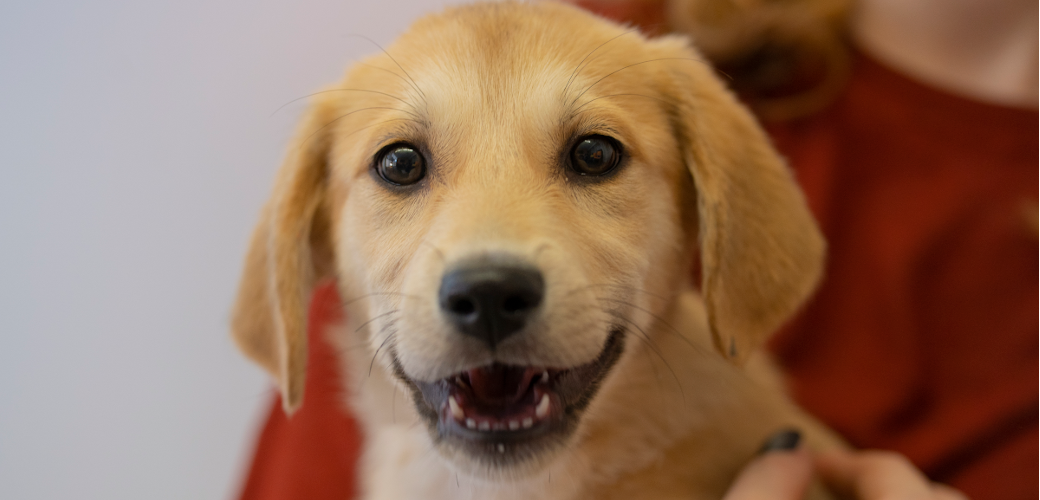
232, 1, 824, 480
329, 6, 695, 471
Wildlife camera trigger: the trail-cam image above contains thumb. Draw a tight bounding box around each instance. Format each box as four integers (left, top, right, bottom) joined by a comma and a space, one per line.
723, 430, 814, 500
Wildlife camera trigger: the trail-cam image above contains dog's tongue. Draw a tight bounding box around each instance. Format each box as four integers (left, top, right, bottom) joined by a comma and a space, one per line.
466, 365, 536, 404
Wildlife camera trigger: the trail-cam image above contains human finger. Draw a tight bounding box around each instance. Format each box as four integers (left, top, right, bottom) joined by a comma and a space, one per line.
722, 429, 814, 500
816, 450, 935, 499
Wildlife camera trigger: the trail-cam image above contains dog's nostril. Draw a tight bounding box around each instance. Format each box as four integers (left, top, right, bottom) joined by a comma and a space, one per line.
438, 261, 545, 349
502, 294, 531, 314
449, 296, 477, 315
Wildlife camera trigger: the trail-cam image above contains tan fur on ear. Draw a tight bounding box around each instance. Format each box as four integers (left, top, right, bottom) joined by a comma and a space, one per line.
657, 37, 825, 363
231, 100, 335, 413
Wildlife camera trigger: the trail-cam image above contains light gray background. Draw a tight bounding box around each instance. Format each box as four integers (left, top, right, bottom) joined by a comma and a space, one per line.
0, 1, 460, 498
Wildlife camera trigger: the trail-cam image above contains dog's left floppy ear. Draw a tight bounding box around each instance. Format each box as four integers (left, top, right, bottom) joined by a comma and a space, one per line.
232, 99, 336, 414
655, 38, 826, 364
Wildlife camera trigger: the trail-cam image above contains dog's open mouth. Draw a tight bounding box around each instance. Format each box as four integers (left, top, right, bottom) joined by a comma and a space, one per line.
392, 328, 625, 465
447, 364, 559, 432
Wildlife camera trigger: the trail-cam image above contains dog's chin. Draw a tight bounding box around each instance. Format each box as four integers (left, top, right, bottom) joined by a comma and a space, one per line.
390, 328, 625, 475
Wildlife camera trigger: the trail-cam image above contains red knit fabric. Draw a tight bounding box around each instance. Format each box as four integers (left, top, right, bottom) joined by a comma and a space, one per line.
237, 282, 362, 500
766, 53, 1038, 500
236, 18, 1038, 500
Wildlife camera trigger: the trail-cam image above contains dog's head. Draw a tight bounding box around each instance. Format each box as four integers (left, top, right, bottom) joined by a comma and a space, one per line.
232, 1, 822, 477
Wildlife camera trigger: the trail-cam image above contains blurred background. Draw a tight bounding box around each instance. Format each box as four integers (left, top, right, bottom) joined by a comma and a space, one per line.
0, 1, 459, 498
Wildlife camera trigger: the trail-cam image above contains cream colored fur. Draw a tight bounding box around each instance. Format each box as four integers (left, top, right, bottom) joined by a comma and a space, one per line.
232, 2, 842, 498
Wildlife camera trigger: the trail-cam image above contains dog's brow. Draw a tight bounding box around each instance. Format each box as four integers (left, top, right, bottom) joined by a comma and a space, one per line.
270, 88, 421, 118
569, 57, 710, 108
344, 33, 428, 104
562, 28, 641, 99
571, 93, 675, 117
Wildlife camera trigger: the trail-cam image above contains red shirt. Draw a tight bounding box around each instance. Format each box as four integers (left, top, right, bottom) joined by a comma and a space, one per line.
236, 283, 362, 500
767, 53, 1038, 499
236, 45, 1038, 500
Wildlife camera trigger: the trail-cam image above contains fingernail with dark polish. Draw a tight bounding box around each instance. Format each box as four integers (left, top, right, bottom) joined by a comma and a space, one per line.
758, 428, 801, 455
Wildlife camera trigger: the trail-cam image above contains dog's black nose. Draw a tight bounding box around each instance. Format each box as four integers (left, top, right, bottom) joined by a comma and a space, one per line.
438, 263, 544, 349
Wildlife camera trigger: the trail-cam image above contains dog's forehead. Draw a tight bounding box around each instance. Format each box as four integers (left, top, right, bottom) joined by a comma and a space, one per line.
348, 4, 663, 166
413, 10, 658, 102
408, 50, 568, 141
395, 5, 644, 124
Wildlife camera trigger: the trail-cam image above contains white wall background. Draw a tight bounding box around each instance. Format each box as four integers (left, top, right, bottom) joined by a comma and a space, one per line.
0, 1, 460, 498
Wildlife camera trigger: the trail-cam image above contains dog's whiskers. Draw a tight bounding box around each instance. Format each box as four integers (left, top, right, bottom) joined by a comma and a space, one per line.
354, 308, 401, 335
342, 291, 422, 307
571, 93, 677, 116
568, 57, 712, 109
600, 311, 686, 404
368, 330, 399, 378
597, 296, 707, 356
305, 106, 421, 146
349, 60, 426, 102
339, 117, 424, 142
270, 88, 420, 117
344, 34, 428, 106
562, 27, 641, 98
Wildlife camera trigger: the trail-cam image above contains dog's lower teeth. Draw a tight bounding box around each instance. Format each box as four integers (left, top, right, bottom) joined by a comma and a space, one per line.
466, 418, 476, 429
448, 396, 464, 420
478, 421, 490, 431
536, 394, 550, 419
508, 420, 520, 430
522, 417, 534, 428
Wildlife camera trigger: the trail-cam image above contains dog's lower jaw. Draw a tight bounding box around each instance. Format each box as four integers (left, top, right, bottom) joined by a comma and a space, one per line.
361, 423, 590, 500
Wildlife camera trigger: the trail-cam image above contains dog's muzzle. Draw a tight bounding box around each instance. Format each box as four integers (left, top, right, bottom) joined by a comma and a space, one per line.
392, 329, 624, 467
390, 258, 627, 467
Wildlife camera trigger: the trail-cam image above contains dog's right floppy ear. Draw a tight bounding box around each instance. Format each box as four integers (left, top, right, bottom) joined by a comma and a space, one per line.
657, 38, 826, 364
232, 100, 336, 414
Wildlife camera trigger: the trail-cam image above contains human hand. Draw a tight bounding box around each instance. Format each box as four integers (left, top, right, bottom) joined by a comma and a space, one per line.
723, 430, 968, 500
815, 450, 968, 500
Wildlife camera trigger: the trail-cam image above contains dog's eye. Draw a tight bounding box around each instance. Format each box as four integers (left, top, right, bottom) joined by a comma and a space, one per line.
377, 144, 426, 185
570, 135, 621, 176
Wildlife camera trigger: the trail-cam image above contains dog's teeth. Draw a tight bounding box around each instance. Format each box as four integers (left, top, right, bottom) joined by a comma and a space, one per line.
508, 420, 520, 431
466, 418, 476, 429
536, 394, 550, 419
478, 421, 490, 431
540, 371, 549, 383
522, 417, 534, 428
448, 396, 464, 420
492, 422, 505, 431
497, 443, 505, 454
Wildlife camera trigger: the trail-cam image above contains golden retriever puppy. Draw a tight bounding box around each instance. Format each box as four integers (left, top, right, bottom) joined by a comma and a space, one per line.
232, 2, 841, 498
